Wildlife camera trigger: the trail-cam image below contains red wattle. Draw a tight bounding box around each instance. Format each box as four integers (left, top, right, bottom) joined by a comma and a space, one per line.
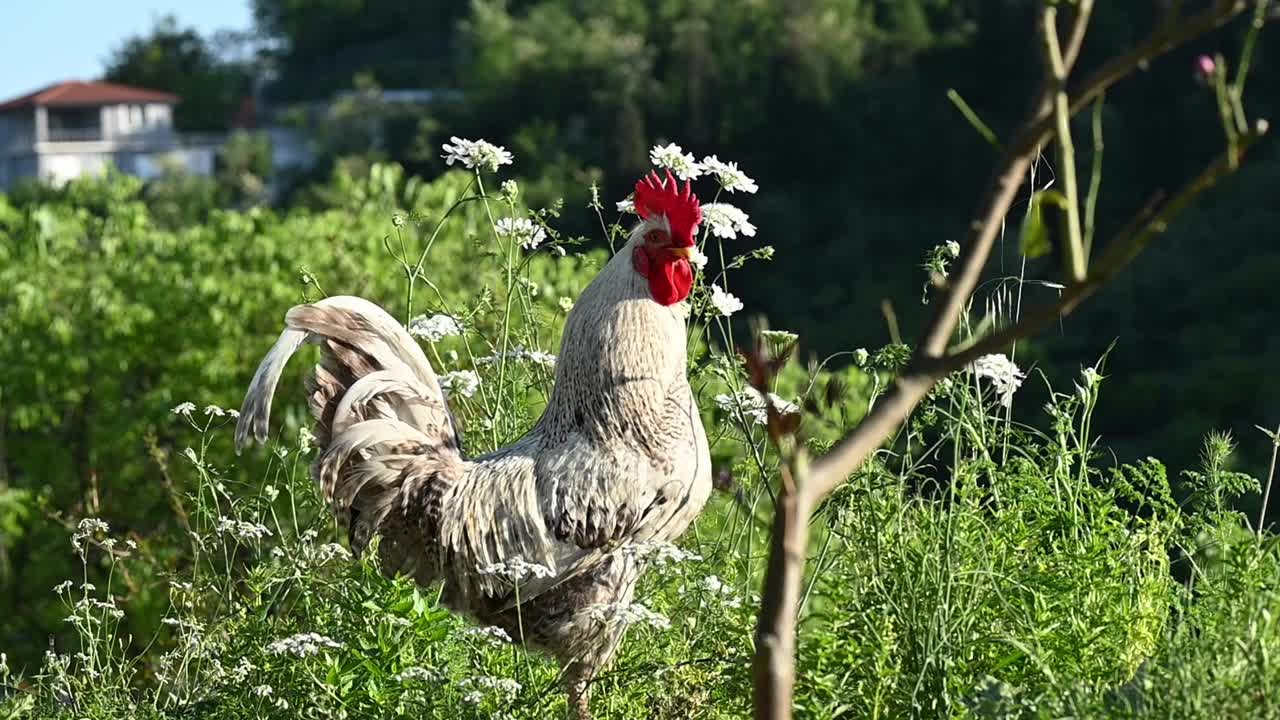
633, 246, 693, 306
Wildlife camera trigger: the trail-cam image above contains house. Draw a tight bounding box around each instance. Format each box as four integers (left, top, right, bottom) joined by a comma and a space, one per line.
0, 80, 222, 189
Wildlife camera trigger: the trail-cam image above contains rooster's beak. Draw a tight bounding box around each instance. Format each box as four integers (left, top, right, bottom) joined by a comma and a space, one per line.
669, 246, 695, 260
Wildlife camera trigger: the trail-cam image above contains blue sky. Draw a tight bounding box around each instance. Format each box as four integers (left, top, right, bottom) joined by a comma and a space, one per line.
0, 1, 252, 101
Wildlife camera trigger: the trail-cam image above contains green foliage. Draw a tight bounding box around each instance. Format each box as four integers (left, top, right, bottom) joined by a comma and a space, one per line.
3, 153, 1278, 719
0, 164, 594, 666
103, 16, 252, 132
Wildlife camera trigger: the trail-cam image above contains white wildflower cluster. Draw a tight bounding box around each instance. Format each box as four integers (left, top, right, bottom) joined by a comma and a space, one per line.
440, 370, 481, 399
476, 347, 557, 368
441, 136, 513, 173
160, 617, 205, 633
647, 144, 759, 194
394, 666, 447, 684
65, 594, 126, 624
969, 353, 1026, 408
558, 296, 575, 312
459, 675, 522, 705
586, 601, 672, 631
688, 246, 709, 270
700, 155, 758, 193
71, 518, 110, 552
215, 517, 273, 542
703, 203, 757, 239
616, 198, 635, 214
253, 684, 273, 698
495, 217, 547, 250
299, 541, 351, 566
709, 284, 744, 317
499, 179, 520, 200
297, 426, 316, 455
760, 329, 798, 344
463, 625, 514, 645
649, 143, 703, 180
700, 575, 743, 610
945, 240, 961, 258
171, 402, 196, 417
715, 387, 801, 426
478, 557, 555, 582
203, 404, 238, 419
620, 540, 703, 567
266, 632, 343, 658
408, 313, 462, 342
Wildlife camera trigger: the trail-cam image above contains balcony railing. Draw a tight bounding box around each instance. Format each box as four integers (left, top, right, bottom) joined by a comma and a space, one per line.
46, 127, 105, 142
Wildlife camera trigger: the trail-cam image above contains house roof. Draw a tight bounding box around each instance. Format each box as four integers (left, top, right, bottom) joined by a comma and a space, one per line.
0, 81, 179, 113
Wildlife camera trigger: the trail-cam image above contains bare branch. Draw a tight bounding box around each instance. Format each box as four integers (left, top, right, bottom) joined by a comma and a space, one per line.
750, 4, 1261, 718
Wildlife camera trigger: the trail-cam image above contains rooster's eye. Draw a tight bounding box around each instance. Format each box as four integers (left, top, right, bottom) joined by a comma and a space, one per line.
644, 229, 668, 245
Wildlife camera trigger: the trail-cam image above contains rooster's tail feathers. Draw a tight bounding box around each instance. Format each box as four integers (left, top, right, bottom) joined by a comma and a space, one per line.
235, 296, 464, 566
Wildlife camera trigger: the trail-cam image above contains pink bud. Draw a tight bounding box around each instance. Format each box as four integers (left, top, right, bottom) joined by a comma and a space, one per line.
1196, 55, 1217, 78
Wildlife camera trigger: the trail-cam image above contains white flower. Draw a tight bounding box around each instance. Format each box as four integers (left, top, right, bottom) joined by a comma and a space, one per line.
71, 518, 110, 552
700, 575, 743, 609
945, 240, 961, 258
203, 405, 226, 417
266, 632, 343, 657
171, 402, 196, 417
715, 387, 800, 426
296, 427, 316, 455
253, 684, 273, 698
313, 542, 352, 563
494, 217, 547, 250
709, 284, 744, 317
214, 517, 273, 542
478, 557, 555, 582
408, 314, 462, 342
701, 155, 758, 193
760, 329, 798, 344
558, 296, 575, 312
439, 370, 481, 399
616, 198, 636, 214
688, 246, 709, 270
703, 203, 757, 239
853, 348, 870, 367
620, 541, 702, 566
464, 625, 513, 644
395, 666, 446, 684
53, 580, 74, 594
441, 136, 513, 173
161, 617, 204, 633
476, 347, 557, 368
459, 675, 522, 704
499, 179, 519, 200
586, 602, 671, 630
649, 143, 703, 180
969, 353, 1026, 408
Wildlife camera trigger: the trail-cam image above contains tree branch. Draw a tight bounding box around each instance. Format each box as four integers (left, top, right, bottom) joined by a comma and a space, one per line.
750, 3, 1261, 718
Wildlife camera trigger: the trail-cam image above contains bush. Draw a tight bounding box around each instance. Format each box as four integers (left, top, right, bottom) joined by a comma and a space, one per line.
1, 149, 1277, 719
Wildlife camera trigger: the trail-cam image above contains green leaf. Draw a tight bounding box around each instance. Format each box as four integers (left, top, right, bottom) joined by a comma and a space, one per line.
1020, 189, 1066, 259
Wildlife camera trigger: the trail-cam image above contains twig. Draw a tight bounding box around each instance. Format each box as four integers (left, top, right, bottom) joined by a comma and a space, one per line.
749, 3, 1260, 718
1259, 424, 1279, 536
1040, 4, 1088, 282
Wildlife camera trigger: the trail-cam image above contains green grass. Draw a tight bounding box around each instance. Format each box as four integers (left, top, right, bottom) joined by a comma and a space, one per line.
1, 156, 1278, 719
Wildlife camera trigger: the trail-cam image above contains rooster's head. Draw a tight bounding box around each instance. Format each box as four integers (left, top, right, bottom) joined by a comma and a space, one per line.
631, 170, 703, 306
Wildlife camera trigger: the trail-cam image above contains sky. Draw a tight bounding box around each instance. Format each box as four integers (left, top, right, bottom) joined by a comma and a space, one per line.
0, 0, 253, 101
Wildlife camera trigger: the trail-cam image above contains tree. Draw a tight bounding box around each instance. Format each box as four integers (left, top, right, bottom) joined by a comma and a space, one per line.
103, 16, 251, 132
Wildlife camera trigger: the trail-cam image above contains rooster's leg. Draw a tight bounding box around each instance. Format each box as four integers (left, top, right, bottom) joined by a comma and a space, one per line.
563, 661, 593, 720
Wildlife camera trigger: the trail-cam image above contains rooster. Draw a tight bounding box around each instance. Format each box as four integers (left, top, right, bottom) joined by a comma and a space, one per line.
235, 171, 711, 718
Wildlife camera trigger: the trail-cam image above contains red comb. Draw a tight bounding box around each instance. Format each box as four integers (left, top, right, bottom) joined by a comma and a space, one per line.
633, 170, 702, 247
